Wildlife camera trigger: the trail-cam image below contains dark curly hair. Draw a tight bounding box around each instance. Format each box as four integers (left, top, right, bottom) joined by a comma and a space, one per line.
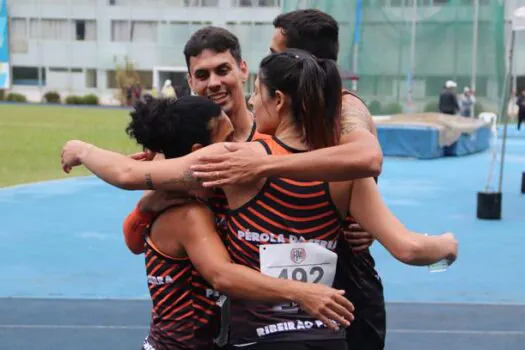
126, 95, 222, 159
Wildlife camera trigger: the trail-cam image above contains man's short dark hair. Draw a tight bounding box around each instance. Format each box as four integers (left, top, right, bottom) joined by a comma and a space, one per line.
273, 9, 339, 60
183, 26, 242, 71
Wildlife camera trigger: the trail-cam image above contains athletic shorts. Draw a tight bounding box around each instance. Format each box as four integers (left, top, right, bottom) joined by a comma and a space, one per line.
345, 312, 386, 350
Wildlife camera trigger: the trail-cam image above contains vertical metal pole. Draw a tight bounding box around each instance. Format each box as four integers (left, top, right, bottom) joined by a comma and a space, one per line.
395, 2, 404, 104
407, 0, 417, 111
471, 0, 479, 91
68, 0, 72, 93
470, 0, 479, 117
37, 0, 43, 97
497, 29, 515, 193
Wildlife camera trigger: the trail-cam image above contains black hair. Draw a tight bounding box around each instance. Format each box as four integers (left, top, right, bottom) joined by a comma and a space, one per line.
126, 95, 222, 159
259, 49, 342, 150
273, 9, 339, 60
183, 26, 242, 71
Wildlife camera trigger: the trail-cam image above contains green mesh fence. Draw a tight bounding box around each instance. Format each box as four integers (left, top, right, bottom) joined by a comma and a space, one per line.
282, 0, 505, 113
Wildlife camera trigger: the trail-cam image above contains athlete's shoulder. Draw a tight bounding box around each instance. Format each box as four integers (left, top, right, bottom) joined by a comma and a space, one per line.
341, 90, 368, 110
340, 91, 376, 137
155, 201, 214, 232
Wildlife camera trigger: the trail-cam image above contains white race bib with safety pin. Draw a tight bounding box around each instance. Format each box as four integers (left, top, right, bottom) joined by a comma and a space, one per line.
260, 242, 338, 313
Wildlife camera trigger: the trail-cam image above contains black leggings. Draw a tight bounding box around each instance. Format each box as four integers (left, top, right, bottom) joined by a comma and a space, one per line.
228, 339, 347, 350
518, 114, 525, 130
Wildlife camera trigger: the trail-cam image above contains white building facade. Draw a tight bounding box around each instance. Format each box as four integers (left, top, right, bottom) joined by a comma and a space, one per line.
6, 0, 281, 103
6, 0, 525, 105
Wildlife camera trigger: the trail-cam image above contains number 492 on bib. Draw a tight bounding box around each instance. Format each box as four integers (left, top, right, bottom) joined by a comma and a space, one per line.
259, 242, 338, 286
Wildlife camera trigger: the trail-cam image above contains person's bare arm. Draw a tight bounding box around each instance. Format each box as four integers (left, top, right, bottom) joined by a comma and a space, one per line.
191, 129, 382, 187
61, 140, 239, 191
191, 95, 382, 187
265, 93, 383, 180
165, 203, 354, 329
259, 129, 382, 182
350, 178, 458, 266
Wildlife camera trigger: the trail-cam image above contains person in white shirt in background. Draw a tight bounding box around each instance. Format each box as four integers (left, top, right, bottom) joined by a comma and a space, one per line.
161, 79, 177, 99
460, 86, 476, 118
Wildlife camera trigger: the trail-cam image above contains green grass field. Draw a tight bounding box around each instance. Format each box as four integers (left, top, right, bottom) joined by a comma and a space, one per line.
0, 104, 140, 187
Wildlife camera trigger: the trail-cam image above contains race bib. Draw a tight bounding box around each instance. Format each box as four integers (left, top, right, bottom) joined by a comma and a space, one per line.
259, 242, 338, 312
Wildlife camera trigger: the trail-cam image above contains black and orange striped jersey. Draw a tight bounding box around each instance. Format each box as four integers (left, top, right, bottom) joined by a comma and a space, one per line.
225, 137, 346, 344
144, 208, 224, 350
208, 188, 229, 233
208, 122, 271, 234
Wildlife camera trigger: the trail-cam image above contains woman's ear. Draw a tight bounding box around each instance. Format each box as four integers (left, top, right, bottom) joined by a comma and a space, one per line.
274, 90, 287, 114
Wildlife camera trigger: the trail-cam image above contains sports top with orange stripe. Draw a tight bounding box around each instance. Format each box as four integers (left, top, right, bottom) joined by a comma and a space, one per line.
144, 206, 224, 350
226, 137, 346, 345
207, 122, 271, 234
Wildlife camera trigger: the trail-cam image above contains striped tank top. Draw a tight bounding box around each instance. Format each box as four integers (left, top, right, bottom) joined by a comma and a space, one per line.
144, 204, 225, 350
226, 137, 346, 344
208, 122, 271, 231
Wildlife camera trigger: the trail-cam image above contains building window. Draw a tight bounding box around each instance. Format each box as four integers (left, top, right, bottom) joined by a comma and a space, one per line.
9, 18, 27, 40
185, 0, 219, 6
131, 21, 157, 43
111, 20, 130, 42
85, 20, 97, 41
49, 67, 69, 72
30, 19, 70, 40
75, 20, 86, 41
111, 20, 156, 42
232, 0, 281, 6
9, 18, 28, 54
109, 0, 219, 7
12, 66, 46, 86
48, 67, 83, 73
86, 69, 97, 88
106, 70, 117, 89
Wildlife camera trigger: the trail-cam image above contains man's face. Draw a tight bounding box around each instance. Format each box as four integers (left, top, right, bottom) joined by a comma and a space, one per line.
187, 49, 249, 116
269, 27, 287, 54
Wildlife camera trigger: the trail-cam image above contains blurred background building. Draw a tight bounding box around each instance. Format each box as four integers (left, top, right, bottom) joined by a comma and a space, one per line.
1, 0, 522, 111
